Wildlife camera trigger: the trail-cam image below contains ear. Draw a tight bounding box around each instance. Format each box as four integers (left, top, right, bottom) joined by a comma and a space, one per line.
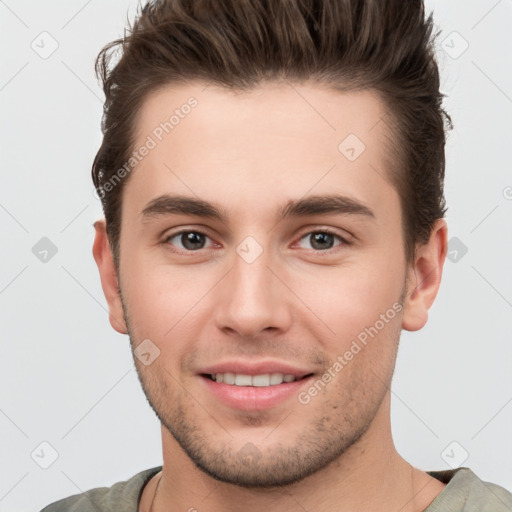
402, 219, 448, 331
92, 219, 128, 334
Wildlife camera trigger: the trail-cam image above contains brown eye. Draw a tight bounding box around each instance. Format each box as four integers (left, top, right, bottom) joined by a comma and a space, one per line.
165, 230, 212, 251
297, 230, 346, 251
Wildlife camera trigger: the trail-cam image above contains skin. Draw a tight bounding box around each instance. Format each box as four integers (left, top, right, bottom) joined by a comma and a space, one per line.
93, 81, 448, 512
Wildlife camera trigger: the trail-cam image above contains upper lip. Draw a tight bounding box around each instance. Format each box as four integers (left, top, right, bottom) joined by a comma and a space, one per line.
198, 360, 314, 379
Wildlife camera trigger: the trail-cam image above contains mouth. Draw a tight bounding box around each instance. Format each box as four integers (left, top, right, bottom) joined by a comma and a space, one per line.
201, 372, 314, 387
199, 370, 316, 411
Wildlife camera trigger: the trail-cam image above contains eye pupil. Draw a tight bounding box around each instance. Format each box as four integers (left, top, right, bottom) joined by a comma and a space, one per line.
311, 232, 334, 250
182, 232, 205, 250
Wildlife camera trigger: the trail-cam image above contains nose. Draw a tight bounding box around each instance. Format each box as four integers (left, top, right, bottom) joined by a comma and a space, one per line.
213, 244, 292, 339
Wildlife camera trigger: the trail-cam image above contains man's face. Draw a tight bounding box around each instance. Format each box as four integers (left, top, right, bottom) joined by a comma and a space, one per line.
115, 81, 410, 486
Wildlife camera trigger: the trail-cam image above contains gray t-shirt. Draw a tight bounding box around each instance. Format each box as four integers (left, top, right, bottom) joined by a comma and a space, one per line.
40, 466, 512, 511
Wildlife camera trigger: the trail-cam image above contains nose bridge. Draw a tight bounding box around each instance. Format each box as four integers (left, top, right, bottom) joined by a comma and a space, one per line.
214, 239, 290, 336
232, 247, 272, 303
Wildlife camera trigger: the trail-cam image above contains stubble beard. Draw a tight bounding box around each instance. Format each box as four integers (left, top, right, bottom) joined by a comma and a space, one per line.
120, 288, 402, 489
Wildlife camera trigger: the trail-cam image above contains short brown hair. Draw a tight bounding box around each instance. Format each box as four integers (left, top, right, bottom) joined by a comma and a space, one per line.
92, 0, 451, 268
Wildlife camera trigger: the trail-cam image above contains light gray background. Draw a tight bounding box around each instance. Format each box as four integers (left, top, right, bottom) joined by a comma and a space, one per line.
1, 1, 511, 510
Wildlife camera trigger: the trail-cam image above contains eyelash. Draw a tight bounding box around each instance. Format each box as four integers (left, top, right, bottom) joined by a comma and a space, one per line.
162, 227, 350, 255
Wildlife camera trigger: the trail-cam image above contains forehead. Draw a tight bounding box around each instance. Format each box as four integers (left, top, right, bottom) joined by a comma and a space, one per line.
126, 81, 398, 224
134, 80, 389, 154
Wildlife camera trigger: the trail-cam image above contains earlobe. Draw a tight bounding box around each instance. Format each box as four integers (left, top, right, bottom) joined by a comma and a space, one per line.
402, 219, 448, 332
92, 219, 128, 335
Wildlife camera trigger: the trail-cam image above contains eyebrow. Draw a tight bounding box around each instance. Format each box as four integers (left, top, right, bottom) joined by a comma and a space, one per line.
140, 193, 375, 224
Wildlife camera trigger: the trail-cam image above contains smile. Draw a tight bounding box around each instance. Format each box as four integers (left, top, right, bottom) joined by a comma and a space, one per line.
207, 372, 311, 387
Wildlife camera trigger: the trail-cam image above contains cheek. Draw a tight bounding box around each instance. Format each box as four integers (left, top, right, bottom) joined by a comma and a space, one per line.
289, 257, 404, 339
121, 259, 216, 346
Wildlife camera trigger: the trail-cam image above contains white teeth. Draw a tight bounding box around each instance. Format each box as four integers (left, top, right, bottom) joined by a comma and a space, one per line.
252, 374, 270, 387
270, 373, 284, 385
212, 372, 297, 386
223, 372, 235, 385
235, 374, 252, 386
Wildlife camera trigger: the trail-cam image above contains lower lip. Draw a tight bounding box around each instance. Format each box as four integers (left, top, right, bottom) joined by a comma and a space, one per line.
200, 375, 314, 411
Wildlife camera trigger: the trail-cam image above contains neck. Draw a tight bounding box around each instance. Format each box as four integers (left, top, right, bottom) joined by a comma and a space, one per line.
142, 393, 445, 512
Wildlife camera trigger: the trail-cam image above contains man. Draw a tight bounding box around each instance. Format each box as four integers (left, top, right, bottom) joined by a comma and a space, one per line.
41, 0, 512, 510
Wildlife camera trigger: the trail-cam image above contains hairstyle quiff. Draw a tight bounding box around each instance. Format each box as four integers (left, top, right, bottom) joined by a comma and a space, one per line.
92, 0, 451, 268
